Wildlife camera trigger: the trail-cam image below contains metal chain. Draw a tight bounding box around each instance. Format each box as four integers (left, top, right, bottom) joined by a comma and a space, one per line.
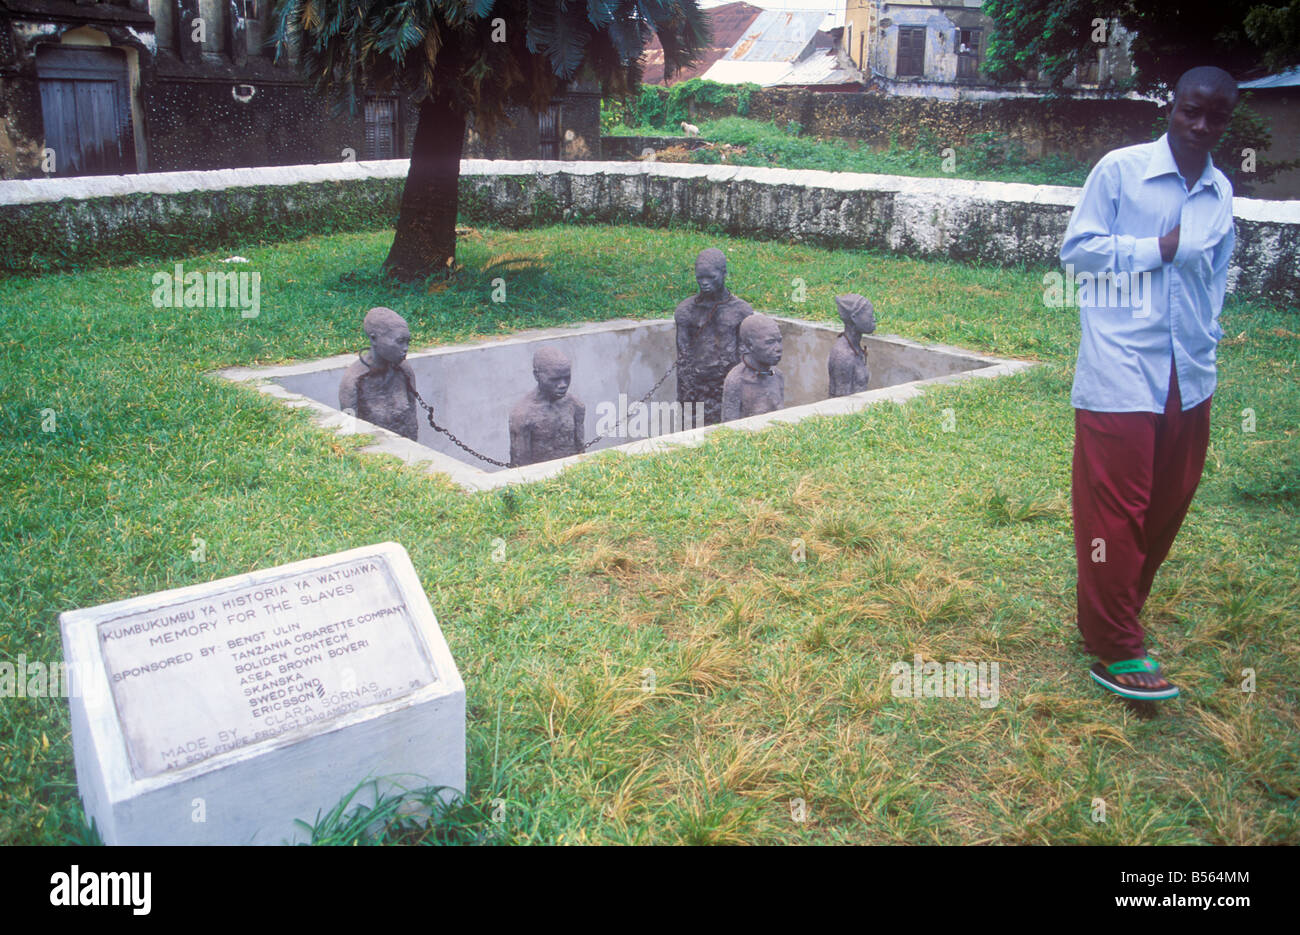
394, 359, 678, 469
399, 368, 517, 469
579, 361, 676, 451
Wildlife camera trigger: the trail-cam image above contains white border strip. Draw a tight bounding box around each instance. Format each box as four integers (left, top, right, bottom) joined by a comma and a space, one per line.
4, 158, 1295, 222
214, 316, 1036, 492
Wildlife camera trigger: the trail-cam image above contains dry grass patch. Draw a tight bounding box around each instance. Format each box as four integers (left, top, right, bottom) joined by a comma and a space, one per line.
1194, 699, 1300, 798
678, 535, 724, 570
600, 759, 666, 826
577, 542, 643, 577
811, 508, 883, 553
984, 482, 1068, 525
755, 568, 819, 605
671, 632, 747, 696
741, 499, 786, 546
746, 653, 840, 733
615, 595, 672, 633
542, 518, 608, 548
691, 729, 791, 797
527, 657, 662, 743
666, 788, 766, 845
870, 570, 990, 631
1174, 776, 1295, 845
785, 471, 833, 513
708, 583, 770, 640
1020, 690, 1111, 725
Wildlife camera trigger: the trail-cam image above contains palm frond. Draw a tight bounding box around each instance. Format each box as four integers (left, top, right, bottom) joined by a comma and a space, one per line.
272, 0, 706, 122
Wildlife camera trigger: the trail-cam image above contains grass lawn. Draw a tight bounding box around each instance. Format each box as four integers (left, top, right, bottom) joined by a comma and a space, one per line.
1, 224, 1296, 844
606, 116, 1094, 187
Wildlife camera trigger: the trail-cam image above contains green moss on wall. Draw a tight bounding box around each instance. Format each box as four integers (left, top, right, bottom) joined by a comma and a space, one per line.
0, 178, 404, 273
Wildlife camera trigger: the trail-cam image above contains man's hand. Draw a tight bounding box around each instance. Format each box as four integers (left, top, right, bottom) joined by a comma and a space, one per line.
1159, 224, 1180, 263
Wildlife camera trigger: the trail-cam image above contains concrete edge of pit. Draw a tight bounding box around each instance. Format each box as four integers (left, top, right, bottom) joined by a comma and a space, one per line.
209, 322, 1040, 492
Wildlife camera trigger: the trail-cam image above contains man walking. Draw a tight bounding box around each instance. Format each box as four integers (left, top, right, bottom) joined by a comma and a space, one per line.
1061, 66, 1238, 700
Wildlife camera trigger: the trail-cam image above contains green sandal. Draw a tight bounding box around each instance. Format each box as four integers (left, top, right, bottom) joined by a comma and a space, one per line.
1089, 657, 1180, 701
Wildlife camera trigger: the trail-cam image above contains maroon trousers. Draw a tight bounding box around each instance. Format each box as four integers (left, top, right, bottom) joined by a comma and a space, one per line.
1072, 360, 1212, 662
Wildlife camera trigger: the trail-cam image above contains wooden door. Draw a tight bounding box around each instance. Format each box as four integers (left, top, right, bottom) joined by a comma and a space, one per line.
365, 97, 399, 160
538, 103, 560, 160
37, 46, 136, 177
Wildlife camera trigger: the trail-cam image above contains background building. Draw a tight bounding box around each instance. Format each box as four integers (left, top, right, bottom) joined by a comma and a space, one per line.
843, 0, 1133, 98
0, 0, 598, 180
698, 8, 865, 89
641, 1, 768, 85
1239, 66, 1300, 200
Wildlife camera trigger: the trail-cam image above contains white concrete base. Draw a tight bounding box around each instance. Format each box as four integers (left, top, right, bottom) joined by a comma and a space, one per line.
215, 316, 1036, 491
60, 542, 465, 845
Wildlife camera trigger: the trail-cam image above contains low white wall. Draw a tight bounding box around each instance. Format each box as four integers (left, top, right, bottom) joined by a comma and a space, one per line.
2, 159, 1297, 303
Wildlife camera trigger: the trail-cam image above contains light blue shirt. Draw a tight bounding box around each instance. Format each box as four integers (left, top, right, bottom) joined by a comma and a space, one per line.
1061, 133, 1235, 412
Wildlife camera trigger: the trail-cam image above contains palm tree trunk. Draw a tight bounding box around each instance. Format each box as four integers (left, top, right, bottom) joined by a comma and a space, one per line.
383, 95, 465, 282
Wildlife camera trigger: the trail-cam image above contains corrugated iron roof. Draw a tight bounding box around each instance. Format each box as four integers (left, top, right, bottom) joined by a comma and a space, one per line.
722, 9, 826, 63
640, 1, 766, 85
1240, 66, 1300, 89
776, 47, 865, 87
700, 60, 798, 86
702, 46, 866, 89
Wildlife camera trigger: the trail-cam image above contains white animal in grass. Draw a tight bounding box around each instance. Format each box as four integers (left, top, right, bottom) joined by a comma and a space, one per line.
681, 121, 700, 137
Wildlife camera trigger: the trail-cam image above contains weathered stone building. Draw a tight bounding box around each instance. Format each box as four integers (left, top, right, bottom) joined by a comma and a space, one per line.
1239, 67, 1300, 200
843, 0, 1133, 99
0, 0, 598, 179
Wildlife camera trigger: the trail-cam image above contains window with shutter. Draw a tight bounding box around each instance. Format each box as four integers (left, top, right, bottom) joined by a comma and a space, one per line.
896, 27, 925, 78
957, 28, 980, 81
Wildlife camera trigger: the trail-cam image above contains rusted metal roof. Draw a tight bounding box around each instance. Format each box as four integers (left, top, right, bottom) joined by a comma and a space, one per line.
640, 2, 766, 86
703, 45, 866, 88
775, 47, 866, 87
1240, 66, 1300, 90
721, 9, 826, 62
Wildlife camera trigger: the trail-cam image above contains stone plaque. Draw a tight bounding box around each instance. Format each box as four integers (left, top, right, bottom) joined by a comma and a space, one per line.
61, 542, 465, 845
97, 555, 436, 778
